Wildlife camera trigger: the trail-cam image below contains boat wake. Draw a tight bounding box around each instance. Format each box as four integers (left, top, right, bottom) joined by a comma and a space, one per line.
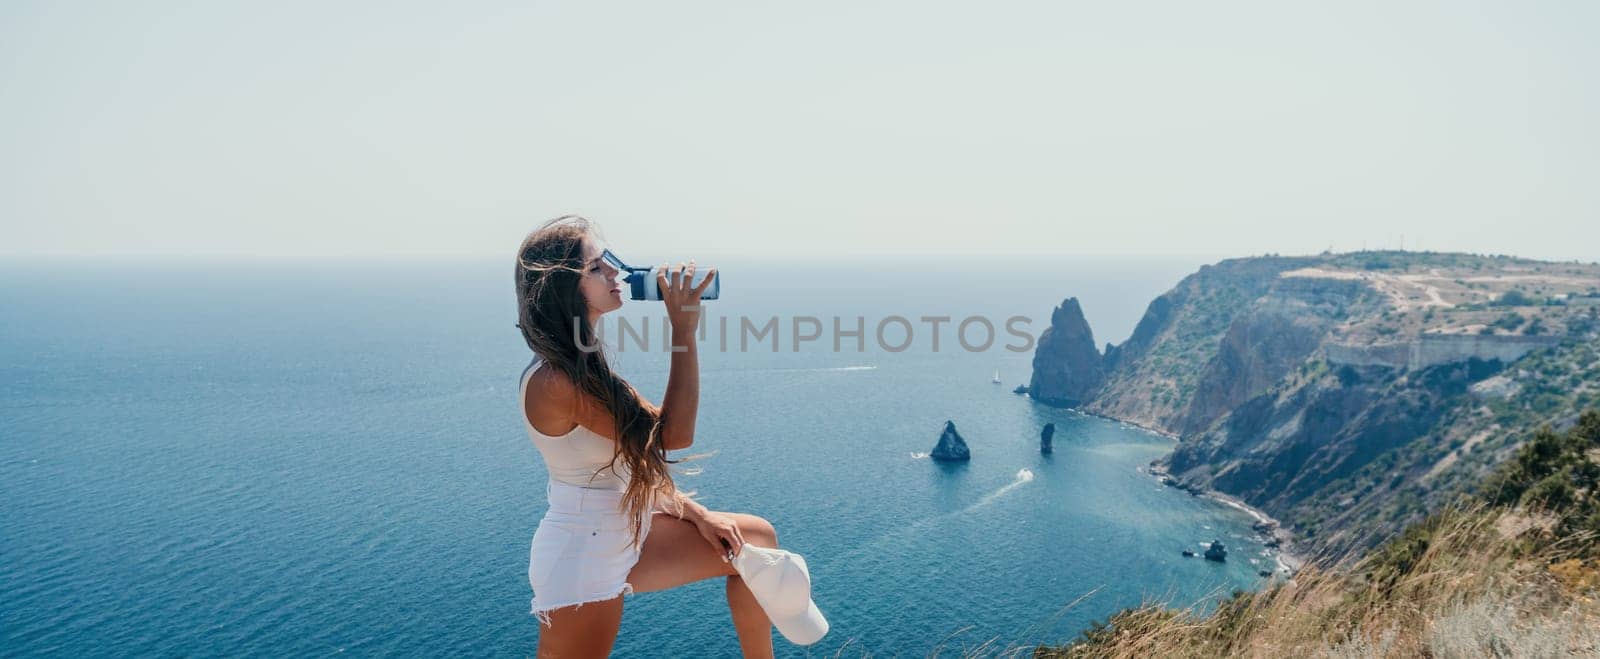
835, 468, 1039, 563
736, 365, 878, 374
964, 468, 1035, 512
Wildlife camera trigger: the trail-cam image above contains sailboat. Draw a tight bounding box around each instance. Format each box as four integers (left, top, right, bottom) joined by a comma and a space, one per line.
991, 369, 1002, 384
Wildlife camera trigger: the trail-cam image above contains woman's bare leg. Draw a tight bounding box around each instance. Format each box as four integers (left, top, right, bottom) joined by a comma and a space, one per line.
628, 511, 779, 658
535, 595, 623, 659
723, 513, 778, 657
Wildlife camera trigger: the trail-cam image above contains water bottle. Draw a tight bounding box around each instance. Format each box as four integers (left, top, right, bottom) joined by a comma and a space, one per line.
602, 249, 720, 301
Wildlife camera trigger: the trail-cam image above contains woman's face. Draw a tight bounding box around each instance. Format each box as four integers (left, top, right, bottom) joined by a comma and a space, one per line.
579, 238, 624, 318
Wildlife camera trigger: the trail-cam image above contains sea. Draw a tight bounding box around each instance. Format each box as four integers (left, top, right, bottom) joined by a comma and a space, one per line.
0, 255, 1282, 657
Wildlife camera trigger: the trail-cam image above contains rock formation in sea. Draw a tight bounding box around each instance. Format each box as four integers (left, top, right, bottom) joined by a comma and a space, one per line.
1040, 422, 1056, 454
1204, 540, 1227, 562
1027, 297, 1104, 407
930, 420, 971, 462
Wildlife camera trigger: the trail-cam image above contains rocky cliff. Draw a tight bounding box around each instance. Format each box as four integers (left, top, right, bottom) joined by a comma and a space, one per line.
1027, 298, 1104, 407
1027, 256, 1368, 430
1028, 251, 1600, 553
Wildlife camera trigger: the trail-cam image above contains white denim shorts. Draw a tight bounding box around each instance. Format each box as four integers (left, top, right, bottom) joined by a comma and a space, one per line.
529, 480, 654, 625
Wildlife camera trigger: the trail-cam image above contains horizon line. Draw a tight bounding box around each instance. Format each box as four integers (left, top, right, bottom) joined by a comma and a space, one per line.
2, 248, 1597, 267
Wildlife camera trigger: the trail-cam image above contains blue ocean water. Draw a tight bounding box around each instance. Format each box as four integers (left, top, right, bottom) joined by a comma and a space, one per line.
0, 256, 1278, 657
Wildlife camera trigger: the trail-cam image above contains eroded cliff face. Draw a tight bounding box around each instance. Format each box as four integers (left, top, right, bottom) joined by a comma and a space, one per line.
1092, 257, 1326, 430
1163, 360, 1505, 549
1026, 256, 1339, 429
1175, 277, 1370, 435
1027, 298, 1103, 408
1027, 252, 1600, 553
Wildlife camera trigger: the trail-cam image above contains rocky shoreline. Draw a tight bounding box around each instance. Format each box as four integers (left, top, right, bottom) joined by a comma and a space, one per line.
1052, 404, 1299, 571
1148, 462, 1304, 575
1086, 410, 1179, 441
1039, 403, 1298, 573
1043, 404, 1181, 442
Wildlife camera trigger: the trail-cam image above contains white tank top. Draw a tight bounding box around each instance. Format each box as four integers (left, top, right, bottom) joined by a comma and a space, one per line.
519, 356, 630, 491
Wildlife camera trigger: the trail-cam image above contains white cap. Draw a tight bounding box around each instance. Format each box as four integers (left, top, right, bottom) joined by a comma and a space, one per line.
730, 545, 829, 645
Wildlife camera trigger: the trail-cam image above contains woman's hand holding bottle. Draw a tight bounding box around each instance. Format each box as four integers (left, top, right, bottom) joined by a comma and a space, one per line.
657, 260, 717, 343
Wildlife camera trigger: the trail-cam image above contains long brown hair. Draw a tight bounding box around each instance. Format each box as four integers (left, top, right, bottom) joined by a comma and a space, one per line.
514, 215, 681, 548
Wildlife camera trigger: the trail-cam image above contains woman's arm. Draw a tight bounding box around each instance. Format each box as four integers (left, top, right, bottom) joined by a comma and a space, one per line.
656, 489, 747, 560
654, 489, 709, 521
655, 320, 699, 450
528, 263, 717, 451
654, 262, 717, 451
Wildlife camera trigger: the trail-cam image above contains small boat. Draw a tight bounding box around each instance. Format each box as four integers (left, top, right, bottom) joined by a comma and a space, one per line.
991, 370, 1001, 384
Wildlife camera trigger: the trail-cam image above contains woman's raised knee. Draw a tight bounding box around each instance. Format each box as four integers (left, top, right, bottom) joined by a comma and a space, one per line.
739, 514, 778, 549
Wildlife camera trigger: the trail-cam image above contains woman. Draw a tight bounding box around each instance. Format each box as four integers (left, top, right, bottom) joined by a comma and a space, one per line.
514, 215, 781, 658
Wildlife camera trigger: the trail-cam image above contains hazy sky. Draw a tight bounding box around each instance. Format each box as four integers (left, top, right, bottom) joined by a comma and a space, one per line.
3, 1, 1597, 261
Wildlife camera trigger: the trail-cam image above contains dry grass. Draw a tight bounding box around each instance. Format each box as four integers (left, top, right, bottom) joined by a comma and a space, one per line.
1015, 507, 1600, 659
811, 509, 1598, 657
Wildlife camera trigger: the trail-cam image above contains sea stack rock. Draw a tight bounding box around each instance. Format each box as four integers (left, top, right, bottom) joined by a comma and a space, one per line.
930, 421, 971, 462
1028, 297, 1105, 408
1040, 423, 1056, 454
1204, 540, 1227, 562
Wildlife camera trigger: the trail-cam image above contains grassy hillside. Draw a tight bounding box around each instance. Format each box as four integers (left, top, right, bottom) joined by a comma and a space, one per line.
1282, 334, 1600, 553
1033, 410, 1600, 658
